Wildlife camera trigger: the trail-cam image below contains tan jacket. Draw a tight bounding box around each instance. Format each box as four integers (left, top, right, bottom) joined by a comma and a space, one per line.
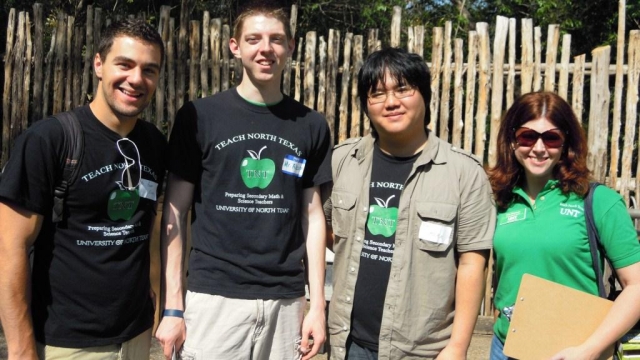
325, 133, 496, 359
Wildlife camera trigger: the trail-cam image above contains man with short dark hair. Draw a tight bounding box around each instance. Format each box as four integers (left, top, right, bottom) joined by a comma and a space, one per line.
0, 19, 166, 359
325, 47, 496, 359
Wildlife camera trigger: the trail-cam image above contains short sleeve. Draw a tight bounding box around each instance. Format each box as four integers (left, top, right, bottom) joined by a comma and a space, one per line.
0, 119, 65, 215
456, 161, 496, 252
301, 118, 332, 189
594, 186, 640, 269
168, 102, 202, 184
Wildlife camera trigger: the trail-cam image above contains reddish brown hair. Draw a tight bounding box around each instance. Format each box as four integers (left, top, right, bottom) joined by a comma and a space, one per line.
488, 92, 591, 210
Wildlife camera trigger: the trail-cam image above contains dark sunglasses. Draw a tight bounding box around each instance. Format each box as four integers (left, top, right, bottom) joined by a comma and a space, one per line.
514, 127, 566, 148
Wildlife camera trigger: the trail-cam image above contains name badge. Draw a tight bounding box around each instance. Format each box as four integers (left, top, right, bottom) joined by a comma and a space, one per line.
499, 209, 527, 225
419, 221, 453, 245
282, 155, 306, 178
139, 179, 158, 201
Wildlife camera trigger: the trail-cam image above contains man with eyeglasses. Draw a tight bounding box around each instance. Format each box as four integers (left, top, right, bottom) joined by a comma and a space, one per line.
0, 19, 166, 359
323, 47, 496, 359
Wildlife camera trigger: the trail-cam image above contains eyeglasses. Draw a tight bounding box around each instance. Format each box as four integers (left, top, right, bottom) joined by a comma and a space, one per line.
514, 127, 566, 149
116, 138, 141, 191
368, 85, 416, 104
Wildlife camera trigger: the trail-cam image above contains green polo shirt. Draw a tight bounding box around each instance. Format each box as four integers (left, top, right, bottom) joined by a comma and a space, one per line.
493, 180, 640, 344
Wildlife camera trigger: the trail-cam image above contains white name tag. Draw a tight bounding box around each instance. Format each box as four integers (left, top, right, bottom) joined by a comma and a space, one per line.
139, 179, 158, 201
282, 155, 306, 178
419, 221, 453, 245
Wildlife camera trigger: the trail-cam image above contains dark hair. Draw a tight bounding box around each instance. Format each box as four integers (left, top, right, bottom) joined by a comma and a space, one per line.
357, 47, 431, 135
233, 5, 291, 40
98, 19, 164, 65
488, 91, 591, 210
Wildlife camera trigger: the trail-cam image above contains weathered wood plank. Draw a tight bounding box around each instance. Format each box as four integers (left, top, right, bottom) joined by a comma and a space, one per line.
11, 12, 26, 141
317, 36, 327, 115
350, 35, 364, 138
167, 18, 176, 134
92, 8, 102, 97
177, 0, 189, 110
520, 19, 534, 95
72, 25, 84, 108
414, 25, 425, 58
32, 4, 44, 121
221, 24, 230, 91
304, 31, 317, 109
488, 16, 508, 167
81, 5, 93, 105
3, 8, 16, 165
506, 18, 516, 109
475, 22, 491, 160
543, 24, 559, 92
391, 6, 401, 48
294, 36, 303, 102
155, 5, 170, 133
587, 46, 611, 183
210, 18, 221, 95
64, 16, 74, 112
463, 31, 478, 152
326, 29, 340, 144
610, 0, 626, 194
572, 54, 586, 124
439, 22, 452, 141
429, 27, 443, 134
189, 20, 200, 101
43, 22, 56, 118
338, 33, 353, 143
200, 12, 210, 98
452, 38, 464, 148
52, 12, 66, 114
533, 26, 542, 91
623, 31, 639, 202
282, 4, 297, 95
22, 13, 32, 131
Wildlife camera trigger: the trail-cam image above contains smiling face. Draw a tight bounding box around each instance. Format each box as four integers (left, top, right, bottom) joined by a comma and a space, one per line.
366, 71, 426, 142
229, 14, 294, 91
513, 117, 563, 186
93, 36, 161, 124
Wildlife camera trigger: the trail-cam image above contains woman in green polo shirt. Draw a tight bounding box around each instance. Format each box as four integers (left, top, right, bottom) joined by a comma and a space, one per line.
488, 91, 640, 360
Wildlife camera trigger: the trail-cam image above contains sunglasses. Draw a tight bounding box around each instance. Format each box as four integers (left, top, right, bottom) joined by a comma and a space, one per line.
514, 127, 566, 148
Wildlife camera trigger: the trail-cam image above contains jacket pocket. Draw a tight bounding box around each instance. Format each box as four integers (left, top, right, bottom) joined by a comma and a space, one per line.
330, 190, 357, 238
414, 201, 457, 252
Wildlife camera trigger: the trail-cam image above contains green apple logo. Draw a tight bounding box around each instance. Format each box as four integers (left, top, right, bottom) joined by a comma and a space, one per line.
241, 146, 276, 189
107, 188, 140, 221
367, 195, 398, 237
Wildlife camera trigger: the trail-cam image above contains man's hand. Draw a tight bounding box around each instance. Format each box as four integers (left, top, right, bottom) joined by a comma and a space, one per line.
435, 344, 467, 360
549, 345, 601, 360
300, 307, 326, 360
155, 317, 186, 360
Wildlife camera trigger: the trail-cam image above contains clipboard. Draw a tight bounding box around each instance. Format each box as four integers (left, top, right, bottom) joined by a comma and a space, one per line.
503, 273, 614, 360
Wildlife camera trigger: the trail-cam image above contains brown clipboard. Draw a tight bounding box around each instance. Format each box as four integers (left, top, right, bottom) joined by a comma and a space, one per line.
503, 273, 614, 360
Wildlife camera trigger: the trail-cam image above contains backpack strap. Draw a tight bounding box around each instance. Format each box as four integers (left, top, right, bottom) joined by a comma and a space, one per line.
585, 181, 618, 299
51, 111, 84, 223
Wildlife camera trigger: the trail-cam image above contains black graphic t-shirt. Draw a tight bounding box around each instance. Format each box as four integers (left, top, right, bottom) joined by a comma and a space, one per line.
0, 105, 167, 347
350, 144, 419, 351
168, 88, 332, 299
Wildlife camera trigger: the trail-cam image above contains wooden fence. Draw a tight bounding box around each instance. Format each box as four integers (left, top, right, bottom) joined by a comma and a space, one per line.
2, 1, 640, 316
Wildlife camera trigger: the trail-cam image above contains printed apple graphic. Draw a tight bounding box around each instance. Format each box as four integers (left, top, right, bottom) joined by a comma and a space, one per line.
107, 188, 140, 221
367, 195, 398, 237
241, 146, 276, 189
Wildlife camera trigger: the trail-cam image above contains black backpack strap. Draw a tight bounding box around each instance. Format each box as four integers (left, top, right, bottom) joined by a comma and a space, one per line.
585, 182, 606, 298
51, 111, 84, 223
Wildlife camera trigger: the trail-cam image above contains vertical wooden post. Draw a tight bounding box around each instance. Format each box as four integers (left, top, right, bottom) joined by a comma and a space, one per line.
82, 5, 93, 105
610, 0, 626, 193
452, 38, 464, 148
543, 24, 559, 92
43, 24, 56, 118
72, 26, 84, 108
282, 4, 297, 95
520, 19, 534, 94
64, 16, 74, 112
189, 20, 200, 101
587, 46, 611, 183
475, 22, 491, 161
221, 24, 230, 91
414, 25, 425, 58
367, 29, 378, 55
317, 36, 327, 115
390, 6, 401, 48
506, 18, 516, 109
326, 29, 340, 144
338, 33, 353, 143
557, 34, 571, 100
304, 31, 317, 109
22, 13, 32, 131
92, 8, 102, 97
351, 35, 364, 138
294, 36, 303, 102
429, 27, 443, 134
200, 12, 210, 98
11, 12, 26, 141
439, 22, 452, 142
167, 18, 176, 134
177, 0, 189, 110
32, 4, 44, 121
463, 31, 478, 152
210, 18, 221, 95
622, 31, 639, 202
52, 12, 66, 115
3, 9, 16, 165
533, 26, 542, 91
572, 54, 586, 124
155, 6, 170, 133
489, 16, 508, 167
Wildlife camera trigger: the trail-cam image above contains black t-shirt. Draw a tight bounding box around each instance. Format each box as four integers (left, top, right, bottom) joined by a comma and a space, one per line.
350, 144, 419, 351
0, 105, 167, 347
168, 89, 332, 299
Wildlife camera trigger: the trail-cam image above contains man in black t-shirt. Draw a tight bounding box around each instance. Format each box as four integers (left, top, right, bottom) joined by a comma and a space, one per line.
155, 4, 330, 360
0, 20, 166, 359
